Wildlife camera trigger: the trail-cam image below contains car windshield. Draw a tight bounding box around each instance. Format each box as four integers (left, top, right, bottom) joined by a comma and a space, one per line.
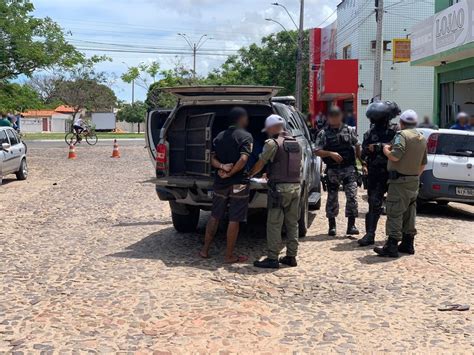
437, 134, 474, 157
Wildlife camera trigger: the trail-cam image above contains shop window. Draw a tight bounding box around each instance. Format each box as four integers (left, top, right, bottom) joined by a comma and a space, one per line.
343, 44, 352, 59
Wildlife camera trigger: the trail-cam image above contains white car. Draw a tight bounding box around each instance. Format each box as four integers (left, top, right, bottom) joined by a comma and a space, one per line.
0, 127, 28, 185
417, 128, 474, 205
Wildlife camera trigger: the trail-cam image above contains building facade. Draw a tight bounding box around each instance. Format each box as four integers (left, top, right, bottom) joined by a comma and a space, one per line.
412, 0, 474, 127
310, 0, 435, 134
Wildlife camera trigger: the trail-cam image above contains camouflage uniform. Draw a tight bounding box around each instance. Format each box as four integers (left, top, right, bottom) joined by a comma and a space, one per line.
315, 125, 360, 219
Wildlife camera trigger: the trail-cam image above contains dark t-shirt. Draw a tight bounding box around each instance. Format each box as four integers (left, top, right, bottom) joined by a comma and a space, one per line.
213, 126, 253, 187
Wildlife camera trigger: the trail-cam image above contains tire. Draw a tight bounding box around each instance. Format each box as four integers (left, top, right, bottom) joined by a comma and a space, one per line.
16, 158, 28, 180
298, 186, 309, 238
86, 133, 98, 146
65, 132, 77, 145
171, 203, 200, 233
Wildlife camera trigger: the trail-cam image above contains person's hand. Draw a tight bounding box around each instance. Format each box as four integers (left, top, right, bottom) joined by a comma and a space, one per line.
218, 170, 230, 179
330, 152, 343, 164
362, 165, 368, 175
221, 163, 233, 173
383, 144, 392, 156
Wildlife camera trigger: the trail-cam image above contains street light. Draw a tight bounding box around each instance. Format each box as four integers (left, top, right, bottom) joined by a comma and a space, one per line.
271, 2, 299, 30
265, 18, 297, 44
177, 33, 211, 79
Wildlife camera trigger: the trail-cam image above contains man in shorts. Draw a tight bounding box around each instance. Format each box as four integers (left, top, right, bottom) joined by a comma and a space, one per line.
199, 107, 253, 263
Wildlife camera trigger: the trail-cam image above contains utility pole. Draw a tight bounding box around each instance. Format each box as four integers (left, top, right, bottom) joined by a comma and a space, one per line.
295, 0, 305, 111
131, 79, 135, 105
178, 33, 210, 80
373, 0, 384, 100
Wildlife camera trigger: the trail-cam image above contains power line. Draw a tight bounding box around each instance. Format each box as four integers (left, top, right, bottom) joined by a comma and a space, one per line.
74, 47, 233, 56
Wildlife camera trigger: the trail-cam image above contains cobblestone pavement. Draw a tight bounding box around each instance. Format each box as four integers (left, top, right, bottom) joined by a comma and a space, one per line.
1, 141, 473, 353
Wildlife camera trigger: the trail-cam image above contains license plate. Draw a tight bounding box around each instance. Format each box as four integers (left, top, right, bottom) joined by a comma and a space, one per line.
456, 187, 474, 197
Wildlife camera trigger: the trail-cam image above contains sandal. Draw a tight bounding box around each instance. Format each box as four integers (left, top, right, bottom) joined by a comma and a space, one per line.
437, 304, 470, 312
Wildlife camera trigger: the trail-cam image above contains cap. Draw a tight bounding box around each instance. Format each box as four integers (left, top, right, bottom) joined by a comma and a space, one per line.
262, 114, 285, 132
400, 109, 418, 124
456, 112, 469, 120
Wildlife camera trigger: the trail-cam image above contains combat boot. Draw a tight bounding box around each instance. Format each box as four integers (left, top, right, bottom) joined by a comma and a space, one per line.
346, 216, 359, 235
358, 214, 378, 246
398, 234, 415, 255
279, 256, 297, 267
328, 218, 336, 236
254, 258, 279, 269
374, 237, 399, 258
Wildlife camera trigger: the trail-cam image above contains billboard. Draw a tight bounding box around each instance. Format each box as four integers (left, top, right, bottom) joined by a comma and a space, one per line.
411, 0, 474, 62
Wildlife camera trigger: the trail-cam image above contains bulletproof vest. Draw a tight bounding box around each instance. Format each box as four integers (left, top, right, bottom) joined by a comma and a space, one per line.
322, 125, 356, 168
363, 123, 398, 169
267, 132, 302, 184
388, 129, 427, 176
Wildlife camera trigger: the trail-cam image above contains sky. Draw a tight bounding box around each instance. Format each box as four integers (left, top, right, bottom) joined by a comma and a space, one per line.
33, 0, 340, 102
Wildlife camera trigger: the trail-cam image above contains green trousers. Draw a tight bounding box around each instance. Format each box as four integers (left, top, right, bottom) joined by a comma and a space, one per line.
385, 179, 419, 241
267, 184, 301, 260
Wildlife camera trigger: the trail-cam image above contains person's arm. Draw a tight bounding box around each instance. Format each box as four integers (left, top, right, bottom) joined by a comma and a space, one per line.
211, 153, 233, 172
226, 154, 249, 177
249, 140, 277, 177
313, 130, 344, 163
384, 133, 405, 162
419, 146, 428, 176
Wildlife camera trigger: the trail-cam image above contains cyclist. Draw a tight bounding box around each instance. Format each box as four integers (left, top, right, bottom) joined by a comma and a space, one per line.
73, 116, 87, 142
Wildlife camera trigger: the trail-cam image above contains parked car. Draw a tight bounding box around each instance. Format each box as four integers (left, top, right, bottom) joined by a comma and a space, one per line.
145, 86, 322, 236
0, 127, 28, 185
417, 128, 474, 206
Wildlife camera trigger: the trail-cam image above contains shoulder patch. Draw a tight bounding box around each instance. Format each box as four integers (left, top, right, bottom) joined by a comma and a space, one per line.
394, 134, 402, 145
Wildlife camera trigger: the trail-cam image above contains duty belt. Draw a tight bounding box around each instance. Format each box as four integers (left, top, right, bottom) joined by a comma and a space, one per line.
388, 171, 418, 180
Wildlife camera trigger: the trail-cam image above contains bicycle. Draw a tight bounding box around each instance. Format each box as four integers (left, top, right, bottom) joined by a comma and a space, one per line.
65, 126, 98, 146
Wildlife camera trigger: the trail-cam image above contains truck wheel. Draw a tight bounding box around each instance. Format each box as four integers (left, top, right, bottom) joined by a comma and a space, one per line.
16, 159, 28, 180
298, 187, 309, 238
170, 202, 200, 233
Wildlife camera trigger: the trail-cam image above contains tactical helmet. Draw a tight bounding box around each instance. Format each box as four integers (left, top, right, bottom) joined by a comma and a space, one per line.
366, 100, 401, 123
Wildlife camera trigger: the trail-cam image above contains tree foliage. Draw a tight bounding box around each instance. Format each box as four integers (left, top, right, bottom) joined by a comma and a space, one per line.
145, 30, 310, 111
116, 101, 147, 133
121, 61, 160, 90
0, 82, 42, 112
0, 0, 83, 81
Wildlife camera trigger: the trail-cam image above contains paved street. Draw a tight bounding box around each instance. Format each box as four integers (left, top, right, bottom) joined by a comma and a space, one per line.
1, 140, 473, 353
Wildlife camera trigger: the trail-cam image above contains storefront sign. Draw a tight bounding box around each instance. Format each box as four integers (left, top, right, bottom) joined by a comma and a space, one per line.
392, 39, 411, 62
411, 0, 474, 62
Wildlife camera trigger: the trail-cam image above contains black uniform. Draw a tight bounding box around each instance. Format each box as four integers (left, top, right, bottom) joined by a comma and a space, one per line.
358, 101, 400, 246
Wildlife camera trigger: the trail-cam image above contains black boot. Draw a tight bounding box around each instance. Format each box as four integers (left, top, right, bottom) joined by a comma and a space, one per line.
374, 237, 399, 258
346, 216, 359, 235
398, 234, 415, 255
279, 256, 297, 267
328, 218, 336, 236
358, 214, 379, 246
254, 258, 279, 269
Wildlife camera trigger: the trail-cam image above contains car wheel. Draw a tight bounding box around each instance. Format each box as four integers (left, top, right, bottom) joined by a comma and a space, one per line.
298, 186, 309, 238
16, 158, 28, 180
170, 202, 200, 233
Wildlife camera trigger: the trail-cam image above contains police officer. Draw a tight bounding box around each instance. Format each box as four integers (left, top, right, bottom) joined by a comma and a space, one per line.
314, 106, 361, 236
250, 114, 303, 269
358, 101, 400, 246
374, 109, 428, 258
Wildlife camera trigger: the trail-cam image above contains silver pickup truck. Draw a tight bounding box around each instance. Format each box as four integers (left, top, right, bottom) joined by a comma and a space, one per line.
145, 86, 321, 236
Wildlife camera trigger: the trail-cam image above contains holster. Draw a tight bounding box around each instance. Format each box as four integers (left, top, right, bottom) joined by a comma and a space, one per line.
268, 183, 282, 209
388, 171, 401, 180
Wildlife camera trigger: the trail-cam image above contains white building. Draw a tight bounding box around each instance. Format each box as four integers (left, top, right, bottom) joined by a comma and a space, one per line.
316, 0, 435, 134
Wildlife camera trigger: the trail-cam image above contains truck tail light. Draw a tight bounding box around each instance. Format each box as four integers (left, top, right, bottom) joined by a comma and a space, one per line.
427, 133, 439, 154
156, 143, 167, 170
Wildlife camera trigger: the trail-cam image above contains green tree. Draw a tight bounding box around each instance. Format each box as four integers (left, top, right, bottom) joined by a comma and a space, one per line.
121, 61, 160, 90
0, 83, 42, 112
116, 101, 147, 133
0, 0, 83, 80
146, 61, 195, 109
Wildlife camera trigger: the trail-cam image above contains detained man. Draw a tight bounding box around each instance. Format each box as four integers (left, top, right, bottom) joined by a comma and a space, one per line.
199, 107, 253, 263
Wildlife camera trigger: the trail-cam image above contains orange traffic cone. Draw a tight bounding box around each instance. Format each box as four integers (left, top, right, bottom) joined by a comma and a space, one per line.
111, 139, 120, 158
68, 143, 77, 159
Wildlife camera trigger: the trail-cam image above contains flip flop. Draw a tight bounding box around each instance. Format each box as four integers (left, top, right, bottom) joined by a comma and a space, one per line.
437, 304, 470, 312
225, 255, 248, 264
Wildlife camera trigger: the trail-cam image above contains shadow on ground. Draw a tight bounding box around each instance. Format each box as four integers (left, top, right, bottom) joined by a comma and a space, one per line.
418, 202, 474, 221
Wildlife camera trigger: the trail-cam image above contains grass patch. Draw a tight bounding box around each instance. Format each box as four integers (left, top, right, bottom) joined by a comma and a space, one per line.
24, 132, 145, 141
